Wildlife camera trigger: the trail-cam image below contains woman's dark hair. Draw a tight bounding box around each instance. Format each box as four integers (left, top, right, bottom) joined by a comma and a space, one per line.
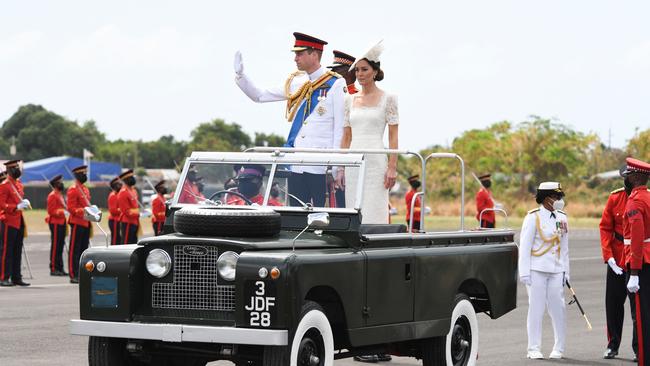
535, 190, 565, 204
362, 58, 384, 81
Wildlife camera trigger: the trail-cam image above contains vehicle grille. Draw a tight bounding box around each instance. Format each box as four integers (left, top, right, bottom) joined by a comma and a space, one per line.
152, 245, 235, 311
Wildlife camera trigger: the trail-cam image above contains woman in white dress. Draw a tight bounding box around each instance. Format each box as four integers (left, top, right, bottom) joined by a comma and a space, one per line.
336, 41, 399, 224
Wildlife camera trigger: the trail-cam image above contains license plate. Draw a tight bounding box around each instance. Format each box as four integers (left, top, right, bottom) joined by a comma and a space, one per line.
244, 280, 277, 328
91, 277, 118, 308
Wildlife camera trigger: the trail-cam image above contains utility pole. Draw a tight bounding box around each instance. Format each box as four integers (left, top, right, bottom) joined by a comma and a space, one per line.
10, 136, 16, 156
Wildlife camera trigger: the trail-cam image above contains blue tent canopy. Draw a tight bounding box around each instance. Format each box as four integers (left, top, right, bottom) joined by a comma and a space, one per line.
22, 156, 122, 183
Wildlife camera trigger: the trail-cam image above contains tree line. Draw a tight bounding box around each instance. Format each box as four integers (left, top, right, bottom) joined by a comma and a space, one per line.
0, 104, 285, 169
397, 116, 649, 211
2, 105, 648, 207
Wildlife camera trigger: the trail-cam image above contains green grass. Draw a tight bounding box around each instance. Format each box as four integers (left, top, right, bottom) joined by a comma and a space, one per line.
391, 215, 600, 231
22, 209, 155, 236
22, 209, 599, 234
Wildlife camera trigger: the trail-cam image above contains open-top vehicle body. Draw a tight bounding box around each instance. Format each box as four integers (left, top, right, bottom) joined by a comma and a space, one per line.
70, 149, 517, 366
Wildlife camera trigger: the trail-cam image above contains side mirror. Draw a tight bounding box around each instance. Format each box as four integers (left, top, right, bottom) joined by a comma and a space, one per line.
84, 205, 102, 223
307, 212, 330, 228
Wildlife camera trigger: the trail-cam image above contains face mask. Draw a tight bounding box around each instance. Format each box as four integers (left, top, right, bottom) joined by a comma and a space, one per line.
624, 178, 633, 194
196, 183, 205, 193
482, 180, 492, 189
9, 167, 21, 179
187, 171, 197, 182
552, 198, 565, 211
124, 177, 136, 186
158, 188, 168, 195
75, 173, 87, 183
55, 182, 65, 191
111, 183, 122, 192
238, 180, 260, 198
411, 181, 421, 189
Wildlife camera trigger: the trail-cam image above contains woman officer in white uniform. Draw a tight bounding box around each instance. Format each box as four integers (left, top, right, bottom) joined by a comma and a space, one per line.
518, 182, 570, 360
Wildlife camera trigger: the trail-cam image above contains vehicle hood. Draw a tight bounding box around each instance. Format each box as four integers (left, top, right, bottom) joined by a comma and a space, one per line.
138, 231, 348, 250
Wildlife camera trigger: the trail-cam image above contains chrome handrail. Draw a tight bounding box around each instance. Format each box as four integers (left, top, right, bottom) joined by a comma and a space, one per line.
478, 208, 509, 229
245, 147, 426, 224
425, 153, 465, 231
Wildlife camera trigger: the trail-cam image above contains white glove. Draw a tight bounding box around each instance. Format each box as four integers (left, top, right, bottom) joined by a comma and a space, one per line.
64, 210, 70, 218
520, 275, 531, 286
17, 199, 31, 210
140, 209, 152, 218
234, 51, 244, 76
607, 257, 624, 275
627, 275, 640, 293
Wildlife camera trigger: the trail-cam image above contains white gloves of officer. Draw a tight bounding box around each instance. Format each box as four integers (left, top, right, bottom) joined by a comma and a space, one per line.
628, 275, 640, 293
140, 209, 152, 218
520, 275, 531, 286
607, 257, 624, 275
16, 199, 31, 210
234, 51, 244, 77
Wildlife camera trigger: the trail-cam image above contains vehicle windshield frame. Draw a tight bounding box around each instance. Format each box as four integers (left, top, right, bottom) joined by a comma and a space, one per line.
172, 151, 366, 213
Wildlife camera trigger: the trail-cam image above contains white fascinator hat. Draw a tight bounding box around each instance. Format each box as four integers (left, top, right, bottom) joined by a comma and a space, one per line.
348, 40, 384, 71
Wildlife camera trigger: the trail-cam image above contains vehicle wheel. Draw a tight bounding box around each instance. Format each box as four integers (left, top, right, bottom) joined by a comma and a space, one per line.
262, 301, 334, 366
88, 336, 144, 366
422, 294, 478, 366
173, 206, 281, 237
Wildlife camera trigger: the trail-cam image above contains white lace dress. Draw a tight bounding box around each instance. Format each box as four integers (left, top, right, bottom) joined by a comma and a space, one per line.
344, 92, 399, 224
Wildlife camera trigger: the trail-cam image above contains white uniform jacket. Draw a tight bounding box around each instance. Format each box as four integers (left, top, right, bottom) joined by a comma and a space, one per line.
518, 206, 570, 278
236, 67, 346, 174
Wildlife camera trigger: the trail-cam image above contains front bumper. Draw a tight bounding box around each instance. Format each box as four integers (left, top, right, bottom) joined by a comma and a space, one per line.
69, 319, 287, 346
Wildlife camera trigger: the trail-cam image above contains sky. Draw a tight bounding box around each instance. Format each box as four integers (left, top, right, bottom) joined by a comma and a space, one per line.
1, 1, 649, 152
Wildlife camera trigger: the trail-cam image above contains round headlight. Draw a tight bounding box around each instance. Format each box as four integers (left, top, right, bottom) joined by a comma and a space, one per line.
146, 249, 172, 278
217, 251, 239, 281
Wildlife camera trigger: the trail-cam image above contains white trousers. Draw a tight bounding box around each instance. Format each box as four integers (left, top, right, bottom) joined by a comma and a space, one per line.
526, 270, 566, 353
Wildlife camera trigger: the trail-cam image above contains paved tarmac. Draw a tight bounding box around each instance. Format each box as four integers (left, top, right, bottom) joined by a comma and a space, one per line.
0, 230, 640, 365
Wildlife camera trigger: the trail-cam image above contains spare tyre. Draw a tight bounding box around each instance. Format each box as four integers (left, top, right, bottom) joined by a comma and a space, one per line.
174, 206, 281, 237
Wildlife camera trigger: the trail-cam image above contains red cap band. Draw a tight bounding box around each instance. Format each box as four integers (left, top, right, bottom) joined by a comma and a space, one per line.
295, 40, 324, 50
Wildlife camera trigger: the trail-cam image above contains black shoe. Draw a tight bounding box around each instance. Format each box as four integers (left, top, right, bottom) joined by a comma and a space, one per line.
377, 354, 392, 362
12, 280, 30, 286
602, 348, 618, 359
70, 278, 79, 284
55, 271, 68, 276
50, 272, 58, 276
354, 355, 379, 363
0, 280, 15, 287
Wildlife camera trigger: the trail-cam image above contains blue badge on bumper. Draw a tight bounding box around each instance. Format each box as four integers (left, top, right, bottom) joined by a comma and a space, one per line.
91, 277, 118, 308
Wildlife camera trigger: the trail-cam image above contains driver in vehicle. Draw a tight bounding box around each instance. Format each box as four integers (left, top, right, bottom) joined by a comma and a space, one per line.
227, 165, 281, 206
178, 169, 202, 204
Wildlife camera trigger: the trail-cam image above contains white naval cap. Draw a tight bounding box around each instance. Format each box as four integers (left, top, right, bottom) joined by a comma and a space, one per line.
537, 181, 563, 192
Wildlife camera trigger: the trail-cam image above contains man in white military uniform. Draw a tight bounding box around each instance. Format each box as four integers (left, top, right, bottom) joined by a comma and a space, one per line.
233, 32, 346, 207
518, 182, 570, 360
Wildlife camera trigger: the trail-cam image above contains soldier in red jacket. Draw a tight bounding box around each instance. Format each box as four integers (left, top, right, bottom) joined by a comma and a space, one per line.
118, 169, 144, 244
623, 157, 650, 366
599, 166, 638, 359
0, 160, 31, 287
404, 174, 422, 232
67, 165, 92, 283
151, 180, 167, 236
107, 177, 122, 245
46, 174, 68, 276
475, 174, 495, 228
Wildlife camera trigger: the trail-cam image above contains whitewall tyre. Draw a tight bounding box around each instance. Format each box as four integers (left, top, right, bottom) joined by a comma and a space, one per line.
445, 294, 479, 366
289, 301, 334, 366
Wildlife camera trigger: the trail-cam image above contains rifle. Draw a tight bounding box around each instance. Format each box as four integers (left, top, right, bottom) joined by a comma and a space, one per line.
566, 280, 592, 330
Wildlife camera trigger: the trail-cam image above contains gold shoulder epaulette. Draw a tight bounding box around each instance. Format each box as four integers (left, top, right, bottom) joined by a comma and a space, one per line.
327, 70, 342, 79
284, 70, 307, 98
528, 208, 540, 214
611, 187, 625, 194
